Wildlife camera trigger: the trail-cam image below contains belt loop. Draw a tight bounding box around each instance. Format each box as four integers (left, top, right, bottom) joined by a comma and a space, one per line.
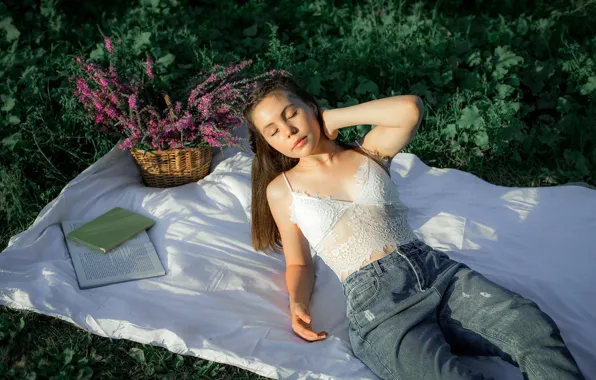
372, 260, 383, 276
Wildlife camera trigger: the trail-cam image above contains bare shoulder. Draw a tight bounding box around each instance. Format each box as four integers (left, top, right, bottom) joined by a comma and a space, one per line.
266, 172, 313, 266
266, 172, 294, 220
266, 173, 292, 204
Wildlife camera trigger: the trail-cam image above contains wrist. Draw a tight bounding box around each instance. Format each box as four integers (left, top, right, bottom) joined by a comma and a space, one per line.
322, 109, 338, 134
290, 300, 307, 310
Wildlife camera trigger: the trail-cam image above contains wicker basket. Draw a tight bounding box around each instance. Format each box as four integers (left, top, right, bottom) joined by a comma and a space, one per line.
129, 146, 213, 188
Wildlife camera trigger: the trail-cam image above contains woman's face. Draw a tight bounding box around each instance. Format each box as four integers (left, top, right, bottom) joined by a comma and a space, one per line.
251, 91, 322, 158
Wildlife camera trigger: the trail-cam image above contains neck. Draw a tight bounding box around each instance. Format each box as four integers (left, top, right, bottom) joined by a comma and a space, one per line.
297, 138, 340, 168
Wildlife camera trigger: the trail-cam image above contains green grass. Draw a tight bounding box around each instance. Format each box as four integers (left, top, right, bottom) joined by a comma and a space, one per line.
1, 0, 595, 378
0, 306, 268, 379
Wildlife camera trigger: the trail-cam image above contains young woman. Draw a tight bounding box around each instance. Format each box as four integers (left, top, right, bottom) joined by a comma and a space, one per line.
242, 75, 585, 380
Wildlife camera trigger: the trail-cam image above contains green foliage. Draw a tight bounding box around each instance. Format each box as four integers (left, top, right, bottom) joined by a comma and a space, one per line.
0, 307, 261, 379
1, 0, 595, 378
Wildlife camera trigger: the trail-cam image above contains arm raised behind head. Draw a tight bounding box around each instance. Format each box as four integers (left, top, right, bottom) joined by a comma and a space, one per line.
322, 95, 424, 160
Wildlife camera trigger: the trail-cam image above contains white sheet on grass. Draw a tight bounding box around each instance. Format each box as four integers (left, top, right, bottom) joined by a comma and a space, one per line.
1, 139, 595, 380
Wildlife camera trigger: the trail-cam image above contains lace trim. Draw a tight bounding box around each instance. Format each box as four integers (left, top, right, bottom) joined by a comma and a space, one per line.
287, 157, 369, 226
293, 191, 333, 201
290, 157, 368, 203
353, 155, 369, 189
289, 201, 299, 224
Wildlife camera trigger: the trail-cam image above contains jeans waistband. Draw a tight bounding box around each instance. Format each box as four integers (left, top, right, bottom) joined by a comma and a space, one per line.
341, 238, 429, 290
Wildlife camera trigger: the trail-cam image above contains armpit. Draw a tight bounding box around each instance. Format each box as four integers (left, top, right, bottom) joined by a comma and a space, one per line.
353, 139, 393, 173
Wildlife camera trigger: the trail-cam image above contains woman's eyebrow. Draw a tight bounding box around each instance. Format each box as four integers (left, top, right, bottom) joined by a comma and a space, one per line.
263, 103, 294, 131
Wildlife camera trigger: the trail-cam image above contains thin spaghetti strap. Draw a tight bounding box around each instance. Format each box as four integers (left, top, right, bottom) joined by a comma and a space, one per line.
281, 172, 294, 192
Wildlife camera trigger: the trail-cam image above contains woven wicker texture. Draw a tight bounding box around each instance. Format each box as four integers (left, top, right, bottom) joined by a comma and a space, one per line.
130, 146, 212, 188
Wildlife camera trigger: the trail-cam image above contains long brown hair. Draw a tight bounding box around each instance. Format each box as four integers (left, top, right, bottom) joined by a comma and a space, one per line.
242, 75, 388, 254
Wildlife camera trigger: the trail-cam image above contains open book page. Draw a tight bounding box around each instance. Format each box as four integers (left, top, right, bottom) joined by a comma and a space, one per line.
61, 220, 166, 289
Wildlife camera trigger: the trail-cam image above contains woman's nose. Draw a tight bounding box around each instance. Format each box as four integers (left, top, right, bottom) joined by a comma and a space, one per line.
283, 124, 298, 137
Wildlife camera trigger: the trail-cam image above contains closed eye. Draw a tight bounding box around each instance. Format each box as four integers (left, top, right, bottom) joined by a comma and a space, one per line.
271, 111, 298, 136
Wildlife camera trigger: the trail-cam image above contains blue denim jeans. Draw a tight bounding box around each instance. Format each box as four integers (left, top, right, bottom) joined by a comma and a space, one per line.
341, 239, 585, 380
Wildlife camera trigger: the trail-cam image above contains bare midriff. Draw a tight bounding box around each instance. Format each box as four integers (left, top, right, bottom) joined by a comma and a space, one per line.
340, 244, 396, 282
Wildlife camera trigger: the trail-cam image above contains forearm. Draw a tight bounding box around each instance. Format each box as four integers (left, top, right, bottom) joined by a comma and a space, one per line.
286, 264, 314, 308
324, 95, 423, 133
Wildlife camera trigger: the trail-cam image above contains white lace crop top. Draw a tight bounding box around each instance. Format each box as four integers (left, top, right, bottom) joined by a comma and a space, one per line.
282, 146, 417, 281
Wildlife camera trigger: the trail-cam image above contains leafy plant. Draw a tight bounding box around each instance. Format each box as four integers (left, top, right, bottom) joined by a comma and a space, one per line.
1, 0, 595, 379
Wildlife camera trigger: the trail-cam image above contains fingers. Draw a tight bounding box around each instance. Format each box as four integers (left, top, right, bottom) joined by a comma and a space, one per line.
325, 125, 338, 141
330, 129, 338, 140
293, 317, 328, 342
290, 304, 328, 342
293, 325, 328, 341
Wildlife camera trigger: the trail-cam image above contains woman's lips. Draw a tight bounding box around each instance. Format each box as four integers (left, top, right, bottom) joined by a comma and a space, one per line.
293, 136, 306, 150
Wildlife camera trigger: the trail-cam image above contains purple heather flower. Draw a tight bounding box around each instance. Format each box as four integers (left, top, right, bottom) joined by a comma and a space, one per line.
74, 41, 281, 151
104, 106, 118, 119
104, 37, 114, 54
108, 66, 118, 81
128, 94, 137, 109
146, 55, 154, 80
